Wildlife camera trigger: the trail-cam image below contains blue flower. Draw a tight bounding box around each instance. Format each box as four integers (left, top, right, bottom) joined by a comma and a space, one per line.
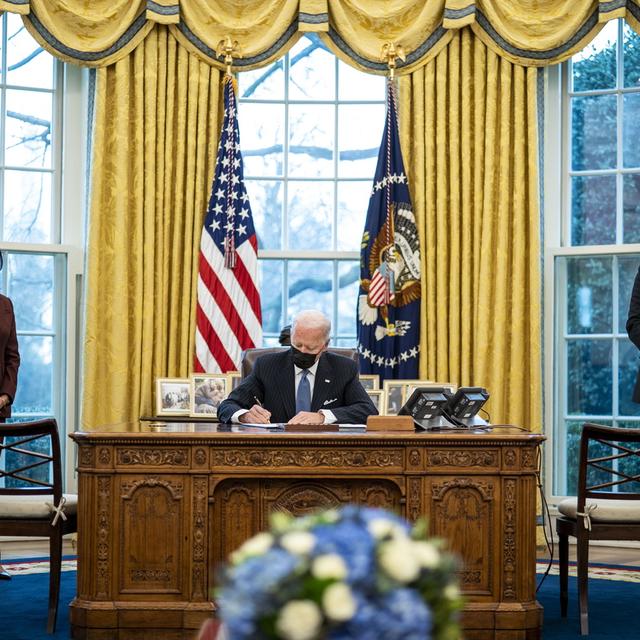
326, 589, 431, 640
312, 518, 377, 586
217, 506, 458, 640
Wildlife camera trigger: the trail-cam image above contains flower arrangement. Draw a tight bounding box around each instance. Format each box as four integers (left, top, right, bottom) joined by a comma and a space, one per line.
217, 505, 463, 640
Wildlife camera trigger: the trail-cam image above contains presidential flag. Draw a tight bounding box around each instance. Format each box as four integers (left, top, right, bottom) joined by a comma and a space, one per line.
357, 78, 421, 382
194, 75, 262, 373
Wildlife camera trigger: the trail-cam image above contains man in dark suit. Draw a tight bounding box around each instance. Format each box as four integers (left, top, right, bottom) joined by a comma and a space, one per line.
218, 310, 376, 425
627, 266, 640, 403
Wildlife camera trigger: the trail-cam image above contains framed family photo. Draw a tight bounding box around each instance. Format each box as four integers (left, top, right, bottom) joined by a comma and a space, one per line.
366, 389, 383, 412
190, 374, 230, 417
381, 379, 454, 415
382, 380, 406, 416
359, 374, 380, 390
155, 378, 191, 416
228, 371, 242, 390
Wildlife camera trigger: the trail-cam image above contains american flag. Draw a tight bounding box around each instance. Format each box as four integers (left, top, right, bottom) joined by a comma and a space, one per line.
194, 75, 262, 373
356, 78, 421, 382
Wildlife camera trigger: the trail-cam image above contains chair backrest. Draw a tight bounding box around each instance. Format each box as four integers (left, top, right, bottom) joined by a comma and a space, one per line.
578, 422, 640, 510
241, 347, 359, 378
0, 418, 62, 502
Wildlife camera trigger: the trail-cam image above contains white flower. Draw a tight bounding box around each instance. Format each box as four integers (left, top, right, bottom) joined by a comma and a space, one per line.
311, 554, 348, 580
414, 541, 440, 568
276, 600, 322, 640
231, 532, 273, 563
368, 517, 395, 539
444, 583, 460, 600
368, 518, 408, 540
322, 582, 356, 622
280, 531, 316, 555
379, 538, 420, 583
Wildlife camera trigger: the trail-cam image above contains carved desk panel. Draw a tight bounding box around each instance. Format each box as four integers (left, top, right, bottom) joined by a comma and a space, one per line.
70, 423, 544, 640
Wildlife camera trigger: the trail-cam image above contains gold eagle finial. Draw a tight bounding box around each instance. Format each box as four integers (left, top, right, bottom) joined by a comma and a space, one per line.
381, 43, 406, 79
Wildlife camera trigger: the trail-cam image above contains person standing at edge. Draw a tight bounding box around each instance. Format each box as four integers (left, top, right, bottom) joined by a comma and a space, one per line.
627, 265, 640, 403
218, 309, 376, 425
0, 252, 20, 580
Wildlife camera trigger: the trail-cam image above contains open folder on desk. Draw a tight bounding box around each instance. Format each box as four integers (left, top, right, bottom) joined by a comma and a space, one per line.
233, 423, 367, 432
234, 423, 286, 430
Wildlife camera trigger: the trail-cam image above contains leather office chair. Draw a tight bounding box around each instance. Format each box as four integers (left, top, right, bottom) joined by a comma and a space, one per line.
0, 419, 78, 633
241, 346, 359, 378
555, 423, 640, 636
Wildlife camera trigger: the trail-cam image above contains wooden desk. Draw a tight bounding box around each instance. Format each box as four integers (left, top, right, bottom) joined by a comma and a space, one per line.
70, 423, 544, 640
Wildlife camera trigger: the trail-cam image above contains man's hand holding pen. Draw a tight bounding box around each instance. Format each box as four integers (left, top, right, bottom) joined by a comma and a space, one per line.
238, 396, 272, 424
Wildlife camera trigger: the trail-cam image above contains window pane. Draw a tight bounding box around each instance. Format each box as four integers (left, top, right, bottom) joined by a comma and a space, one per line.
571, 175, 615, 245
238, 62, 284, 100
619, 255, 640, 332
338, 60, 385, 101
3, 435, 51, 488
247, 179, 283, 250
566, 256, 612, 334
3, 169, 52, 243
259, 260, 283, 334
288, 104, 334, 177
623, 174, 640, 242
623, 94, 640, 168
623, 23, 640, 88
5, 14, 53, 90
337, 261, 359, 336
566, 339, 612, 415
571, 95, 617, 170
12, 335, 53, 415
337, 181, 369, 251
239, 103, 283, 177
5, 88, 52, 168
288, 260, 332, 315
287, 181, 333, 250
7, 253, 53, 331
571, 21, 617, 92
288, 36, 335, 101
561, 420, 581, 495
338, 104, 384, 178
619, 339, 640, 416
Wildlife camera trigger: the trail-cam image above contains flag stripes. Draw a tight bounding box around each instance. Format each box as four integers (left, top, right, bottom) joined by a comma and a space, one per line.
194, 75, 262, 373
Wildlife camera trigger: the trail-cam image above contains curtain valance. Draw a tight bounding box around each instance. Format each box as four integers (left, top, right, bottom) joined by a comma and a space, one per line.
3, 0, 640, 70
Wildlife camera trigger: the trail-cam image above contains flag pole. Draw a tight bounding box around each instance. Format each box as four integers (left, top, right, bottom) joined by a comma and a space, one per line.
215, 37, 242, 268
379, 43, 406, 335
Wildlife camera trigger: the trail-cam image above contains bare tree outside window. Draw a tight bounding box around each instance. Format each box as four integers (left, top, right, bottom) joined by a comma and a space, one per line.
238, 34, 385, 346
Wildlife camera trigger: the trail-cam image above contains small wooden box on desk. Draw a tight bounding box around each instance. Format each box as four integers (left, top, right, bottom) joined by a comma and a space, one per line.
366, 415, 414, 431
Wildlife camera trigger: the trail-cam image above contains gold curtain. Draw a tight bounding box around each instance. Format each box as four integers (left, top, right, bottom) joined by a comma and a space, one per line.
82, 26, 220, 429
6, 0, 640, 70
399, 29, 541, 429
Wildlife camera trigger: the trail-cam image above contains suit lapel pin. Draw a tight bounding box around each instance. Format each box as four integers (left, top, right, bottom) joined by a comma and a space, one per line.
325, 379, 331, 383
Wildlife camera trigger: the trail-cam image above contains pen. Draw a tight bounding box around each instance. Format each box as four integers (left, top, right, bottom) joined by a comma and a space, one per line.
254, 396, 263, 407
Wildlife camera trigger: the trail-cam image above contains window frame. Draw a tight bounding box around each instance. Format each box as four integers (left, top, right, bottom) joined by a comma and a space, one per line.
238, 37, 385, 345
0, 33, 88, 492
544, 21, 640, 500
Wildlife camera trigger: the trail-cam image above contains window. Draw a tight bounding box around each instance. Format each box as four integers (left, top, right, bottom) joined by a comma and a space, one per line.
550, 20, 640, 495
0, 13, 87, 470
238, 34, 385, 346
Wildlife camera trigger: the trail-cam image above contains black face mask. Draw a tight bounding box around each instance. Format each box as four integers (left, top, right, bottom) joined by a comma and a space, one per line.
291, 346, 319, 370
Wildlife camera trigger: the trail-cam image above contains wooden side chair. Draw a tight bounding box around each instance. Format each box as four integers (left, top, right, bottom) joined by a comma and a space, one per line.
555, 422, 640, 635
0, 418, 77, 633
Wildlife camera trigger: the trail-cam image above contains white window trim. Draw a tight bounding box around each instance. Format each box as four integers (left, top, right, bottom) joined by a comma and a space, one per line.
543, 59, 640, 503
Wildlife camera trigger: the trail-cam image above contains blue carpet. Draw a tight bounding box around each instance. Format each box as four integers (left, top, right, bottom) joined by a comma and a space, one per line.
537, 573, 638, 638
0, 570, 636, 639
0, 570, 76, 640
